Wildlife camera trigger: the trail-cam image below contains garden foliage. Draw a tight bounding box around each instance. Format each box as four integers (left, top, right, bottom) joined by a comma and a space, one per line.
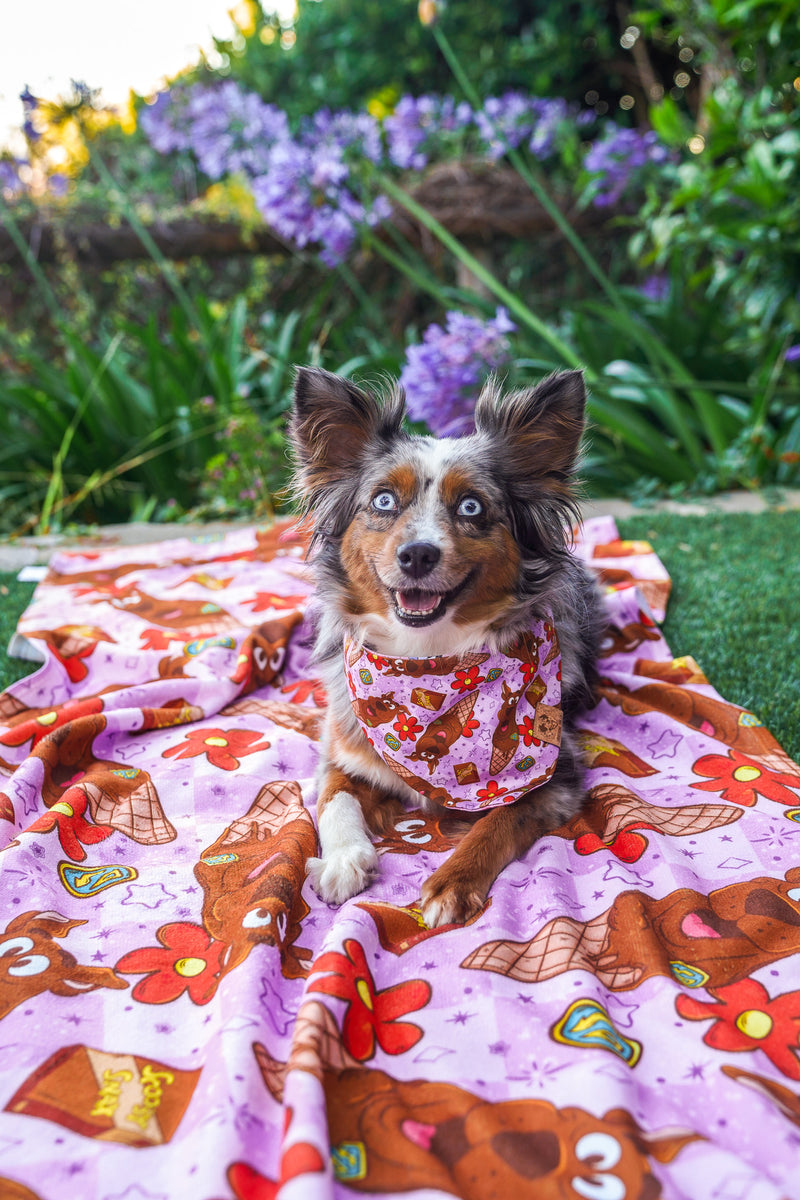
0, 0, 798, 532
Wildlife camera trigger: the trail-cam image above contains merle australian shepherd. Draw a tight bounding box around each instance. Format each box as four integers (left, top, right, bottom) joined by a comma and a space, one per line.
290, 366, 604, 927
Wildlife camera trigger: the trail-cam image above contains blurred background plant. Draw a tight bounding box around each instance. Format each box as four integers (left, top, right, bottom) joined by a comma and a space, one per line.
1, 0, 798, 536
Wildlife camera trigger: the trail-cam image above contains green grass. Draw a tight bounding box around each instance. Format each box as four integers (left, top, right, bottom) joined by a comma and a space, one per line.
0, 575, 37, 691
618, 511, 800, 763
0, 510, 798, 762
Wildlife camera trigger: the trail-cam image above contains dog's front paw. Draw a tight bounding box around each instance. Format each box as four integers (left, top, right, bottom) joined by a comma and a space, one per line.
306, 844, 378, 905
419, 870, 486, 929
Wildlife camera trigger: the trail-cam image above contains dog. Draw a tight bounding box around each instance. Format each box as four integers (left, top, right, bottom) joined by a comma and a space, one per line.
290, 366, 603, 927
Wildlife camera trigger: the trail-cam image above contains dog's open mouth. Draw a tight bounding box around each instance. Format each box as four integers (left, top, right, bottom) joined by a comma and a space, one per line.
392, 573, 474, 627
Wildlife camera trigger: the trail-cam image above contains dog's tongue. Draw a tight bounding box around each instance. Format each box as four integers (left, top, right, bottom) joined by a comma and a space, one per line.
397, 590, 442, 614
401, 1119, 436, 1150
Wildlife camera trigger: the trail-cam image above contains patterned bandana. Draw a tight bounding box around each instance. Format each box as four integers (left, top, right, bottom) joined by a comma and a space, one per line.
344, 618, 562, 811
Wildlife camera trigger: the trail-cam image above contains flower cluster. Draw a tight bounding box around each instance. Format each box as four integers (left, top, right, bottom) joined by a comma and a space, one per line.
582, 124, 670, 207
383, 92, 576, 169
399, 307, 516, 436
141, 81, 388, 265
0, 158, 26, 197
20, 86, 40, 143
139, 78, 667, 263
6, 87, 79, 198
474, 92, 574, 162
384, 94, 472, 170
250, 140, 390, 267
140, 81, 290, 180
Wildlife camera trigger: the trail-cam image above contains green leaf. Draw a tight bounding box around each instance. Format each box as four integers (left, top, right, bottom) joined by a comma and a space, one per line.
649, 96, 691, 148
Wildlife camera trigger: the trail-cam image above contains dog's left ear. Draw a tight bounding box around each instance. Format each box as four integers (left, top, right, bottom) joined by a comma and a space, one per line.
474, 370, 587, 481
291, 366, 405, 503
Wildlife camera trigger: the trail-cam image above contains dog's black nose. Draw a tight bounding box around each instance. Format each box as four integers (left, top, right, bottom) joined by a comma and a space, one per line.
397, 541, 441, 579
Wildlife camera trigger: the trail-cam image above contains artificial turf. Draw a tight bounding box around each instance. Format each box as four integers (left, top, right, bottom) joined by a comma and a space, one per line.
617, 510, 800, 762
0, 509, 797, 761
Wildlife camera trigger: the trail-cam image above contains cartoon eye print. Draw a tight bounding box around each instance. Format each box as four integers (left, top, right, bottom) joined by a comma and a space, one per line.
372, 491, 398, 513
571, 1132, 625, 1200
394, 817, 432, 845
242, 908, 273, 929
0, 936, 50, 978
253, 644, 284, 674
457, 496, 483, 518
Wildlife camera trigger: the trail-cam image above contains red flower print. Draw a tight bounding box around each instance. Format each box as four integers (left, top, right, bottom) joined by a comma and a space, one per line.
366, 652, 391, 670
451, 668, 485, 694
475, 780, 509, 806
241, 591, 307, 614
393, 713, 423, 742
519, 661, 539, 686
48, 640, 95, 683
227, 1162, 279, 1200
27, 790, 113, 862
0, 697, 104, 752
691, 749, 800, 807
676, 978, 800, 1079
141, 628, 173, 651
163, 727, 270, 770
543, 620, 555, 641
519, 716, 541, 748
575, 826, 653, 863
308, 938, 430, 1060
461, 714, 480, 738
116, 922, 225, 1005
281, 678, 327, 706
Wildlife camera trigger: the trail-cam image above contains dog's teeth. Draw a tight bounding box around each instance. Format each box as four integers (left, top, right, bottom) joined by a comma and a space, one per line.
396, 591, 443, 616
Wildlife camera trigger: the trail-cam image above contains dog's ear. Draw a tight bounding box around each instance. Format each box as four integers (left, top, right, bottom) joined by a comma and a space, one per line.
475, 371, 587, 552
474, 370, 586, 481
290, 366, 405, 518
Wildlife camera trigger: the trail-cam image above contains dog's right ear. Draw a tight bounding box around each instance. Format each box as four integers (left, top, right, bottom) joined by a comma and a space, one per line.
290, 366, 405, 510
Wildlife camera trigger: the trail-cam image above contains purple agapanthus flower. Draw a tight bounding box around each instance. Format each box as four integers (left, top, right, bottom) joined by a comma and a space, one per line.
475, 92, 536, 157
474, 93, 572, 161
785, 345, 800, 363
137, 79, 591, 266
48, 172, 69, 197
0, 158, 26, 197
399, 308, 517, 436
528, 98, 571, 158
140, 81, 290, 179
639, 273, 670, 302
20, 86, 40, 143
384, 95, 472, 170
583, 124, 669, 207
302, 108, 384, 165
142, 81, 390, 266
249, 138, 389, 267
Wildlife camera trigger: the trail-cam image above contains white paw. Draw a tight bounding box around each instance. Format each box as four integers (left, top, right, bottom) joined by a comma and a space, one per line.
306, 844, 378, 905
419, 876, 484, 928
418, 891, 460, 929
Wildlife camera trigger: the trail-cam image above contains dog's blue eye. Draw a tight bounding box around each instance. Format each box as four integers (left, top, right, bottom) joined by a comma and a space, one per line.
457, 496, 483, 518
372, 491, 397, 512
